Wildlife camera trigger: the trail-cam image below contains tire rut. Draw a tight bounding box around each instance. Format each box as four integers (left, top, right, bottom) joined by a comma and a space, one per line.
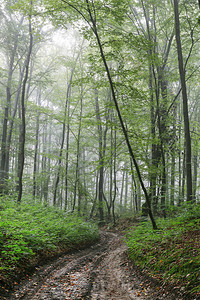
7, 232, 117, 300
5, 231, 176, 300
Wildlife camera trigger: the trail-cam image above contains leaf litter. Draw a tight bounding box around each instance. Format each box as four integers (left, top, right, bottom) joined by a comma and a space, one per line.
2, 231, 186, 300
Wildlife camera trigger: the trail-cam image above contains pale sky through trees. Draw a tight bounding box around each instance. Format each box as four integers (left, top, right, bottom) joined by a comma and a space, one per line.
0, 0, 199, 221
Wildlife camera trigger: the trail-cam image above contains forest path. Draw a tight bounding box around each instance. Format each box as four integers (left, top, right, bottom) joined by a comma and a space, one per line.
8, 231, 175, 300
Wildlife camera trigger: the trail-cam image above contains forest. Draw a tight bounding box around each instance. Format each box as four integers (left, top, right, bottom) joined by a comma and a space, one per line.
0, 0, 200, 299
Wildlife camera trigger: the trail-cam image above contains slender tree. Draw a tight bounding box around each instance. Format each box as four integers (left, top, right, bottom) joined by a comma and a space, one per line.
0, 15, 24, 194
59, 0, 157, 229
174, 0, 193, 202
17, 3, 33, 203
95, 90, 107, 223
33, 92, 41, 198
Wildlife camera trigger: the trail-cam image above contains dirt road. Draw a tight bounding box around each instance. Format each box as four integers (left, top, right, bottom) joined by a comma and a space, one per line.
6, 232, 178, 300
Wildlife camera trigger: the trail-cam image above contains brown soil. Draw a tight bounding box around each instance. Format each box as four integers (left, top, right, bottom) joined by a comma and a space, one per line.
1, 231, 185, 300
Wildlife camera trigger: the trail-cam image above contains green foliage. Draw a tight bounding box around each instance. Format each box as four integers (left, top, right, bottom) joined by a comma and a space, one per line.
126, 203, 200, 297
0, 197, 99, 273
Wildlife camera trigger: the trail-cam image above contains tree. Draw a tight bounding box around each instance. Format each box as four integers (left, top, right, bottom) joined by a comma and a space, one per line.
94, 89, 107, 223
173, 0, 193, 202
57, 0, 158, 229
0, 11, 25, 194
53, 46, 83, 206
4, 0, 199, 221
16, 2, 34, 203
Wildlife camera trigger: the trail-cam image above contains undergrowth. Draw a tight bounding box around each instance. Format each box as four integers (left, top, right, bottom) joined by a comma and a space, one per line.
0, 197, 99, 288
126, 202, 200, 298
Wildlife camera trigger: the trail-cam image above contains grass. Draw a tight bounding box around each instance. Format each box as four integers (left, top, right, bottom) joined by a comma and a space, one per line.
125, 202, 200, 298
0, 197, 99, 290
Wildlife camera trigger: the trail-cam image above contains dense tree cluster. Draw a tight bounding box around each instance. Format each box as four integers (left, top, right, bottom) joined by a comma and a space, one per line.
0, 0, 199, 226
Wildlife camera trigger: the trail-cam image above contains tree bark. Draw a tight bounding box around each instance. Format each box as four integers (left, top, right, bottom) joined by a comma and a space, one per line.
88, 5, 157, 229
95, 90, 107, 223
17, 9, 33, 203
61, 0, 158, 229
170, 104, 177, 205
65, 97, 70, 210
73, 94, 83, 213
0, 16, 24, 194
120, 167, 125, 210
53, 48, 82, 206
33, 92, 41, 198
174, 0, 193, 202
86, 0, 157, 229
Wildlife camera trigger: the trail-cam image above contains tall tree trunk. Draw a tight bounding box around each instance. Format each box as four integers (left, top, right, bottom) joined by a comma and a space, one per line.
181, 148, 186, 203
193, 151, 198, 201
95, 90, 107, 223
108, 111, 117, 225
109, 123, 113, 222
120, 168, 125, 210
178, 101, 182, 203
0, 16, 24, 194
17, 9, 33, 203
142, 0, 173, 215
142, 1, 158, 214
5, 66, 26, 176
43, 121, 52, 205
174, 0, 193, 202
111, 128, 117, 226
90, 5, 157, 229
124, 169, 128, 210
130, 159, 138, 212
62, 0, 157, 229
170, 104, 177, 205
73, 95, 83, 213
33, 92, 41, 198
82, 149, 88, 214
90, 171, 98, 218
65, 100, 70, 210
156, 85, 167, 217
53, 49, 82, 206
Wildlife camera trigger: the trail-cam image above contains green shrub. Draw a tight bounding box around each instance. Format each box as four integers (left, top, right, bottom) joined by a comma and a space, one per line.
0, 197, 99, 273
126, 203, 200, 296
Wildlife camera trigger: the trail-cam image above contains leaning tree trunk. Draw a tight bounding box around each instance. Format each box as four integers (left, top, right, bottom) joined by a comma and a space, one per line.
87, 3, 157, 229
61, 0, 158, 229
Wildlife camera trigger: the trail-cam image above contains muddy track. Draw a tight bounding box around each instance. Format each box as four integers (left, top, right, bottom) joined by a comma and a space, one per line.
5, 232, 179, 300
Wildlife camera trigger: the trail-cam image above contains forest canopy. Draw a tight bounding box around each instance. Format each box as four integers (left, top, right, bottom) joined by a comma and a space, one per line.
0, 0, 200, 225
